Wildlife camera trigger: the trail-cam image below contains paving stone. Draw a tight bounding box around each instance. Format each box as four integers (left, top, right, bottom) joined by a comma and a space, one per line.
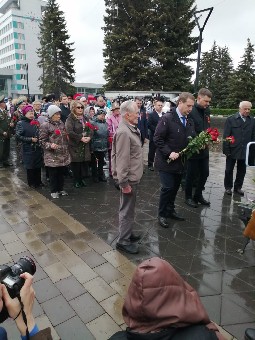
100, 293, 124, 325
87, 237, 113, 254
41, 295, 76, 326
0, 249, 12, 265
55, 249, 84, 268
69, 293, 104, 324
33, 249, 59, 268
66, 238, 92, 255
31, 222, 50, 234
18, 230, 38, 243
69, 262, 98, 283
55, 275, 87, 301
94, 262, 124, 283
80, 250, 107, 268
44, 261, 71, 283
86, 313, 121, 340
0, 231, 19, 244
83, 277, 116, 302
4, 239, 27, 255
33, 277, 61, 303
26, 239, 47, 254
48, 240, 70, 254
102, 250, 130, 268
38, 231, 59, 244
55, 316, 95, 340
35, 314, 60, 340
110, 276, 131, 298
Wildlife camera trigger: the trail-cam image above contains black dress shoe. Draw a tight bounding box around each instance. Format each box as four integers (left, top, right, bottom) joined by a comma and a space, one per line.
0, 163, 3, 168
158, 216, 169, 228
225, 188, 232, 195
234, 188, 244, 196
185, 198, 198, 208
99, 177, 107, 182
93, 177, 99, 183
130, 232, 141, 242
168, 211, 185, 221
194, 196, 210, 206
148, 166, 154, 171
245, 328, 255, 340
3, 161, 13, 166
116, 242, 139, 254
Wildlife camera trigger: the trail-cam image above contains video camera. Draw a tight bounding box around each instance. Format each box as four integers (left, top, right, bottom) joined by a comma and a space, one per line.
0, 256, 36, 323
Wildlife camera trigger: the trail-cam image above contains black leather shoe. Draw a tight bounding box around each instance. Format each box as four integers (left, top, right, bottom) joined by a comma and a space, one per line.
185, 198, 198, 208
99, 177, 107, 182
3, 161, 13, 166
245, 328, 255, 340
234, 188, 244, 196
130, 232, 141, 242
148, 166, 154, 171
116, 242, 139, 254
158, 217, 169, 228
0, 163, 4, 168
194, 196, 210, 206
93, 177, 99, 183
225, 188, 232, 195
169, 211, 185, 221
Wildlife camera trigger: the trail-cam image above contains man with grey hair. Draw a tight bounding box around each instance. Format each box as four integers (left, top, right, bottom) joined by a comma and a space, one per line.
111, 100, 143, 254
223, 100, 255, 195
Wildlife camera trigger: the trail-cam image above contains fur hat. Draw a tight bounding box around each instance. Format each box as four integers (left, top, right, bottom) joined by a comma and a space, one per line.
47, 104, 61, 118
22, 105, 33, 115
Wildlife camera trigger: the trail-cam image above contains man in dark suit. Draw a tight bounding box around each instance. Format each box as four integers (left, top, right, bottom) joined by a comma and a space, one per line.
223, 101, 255, 196
147, 100, 164, 171
135, 97, 148, 146
185, 88, 212, 208
154, 92, 196, 228
59, 94, 71, 123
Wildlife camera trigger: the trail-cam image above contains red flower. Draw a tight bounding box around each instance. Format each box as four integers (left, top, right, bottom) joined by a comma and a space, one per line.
12, 116, 17, 121
30, 120, 40, 126
225, 136, 235, 144
85, 121, 98, 131
55, 129, 61, 135
207, 127, 219, 141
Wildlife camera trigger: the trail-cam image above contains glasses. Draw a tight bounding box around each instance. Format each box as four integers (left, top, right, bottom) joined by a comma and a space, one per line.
76, 106, 84, 109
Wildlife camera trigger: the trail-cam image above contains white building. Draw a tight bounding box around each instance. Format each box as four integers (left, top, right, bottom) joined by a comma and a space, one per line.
0, 0, 46, 98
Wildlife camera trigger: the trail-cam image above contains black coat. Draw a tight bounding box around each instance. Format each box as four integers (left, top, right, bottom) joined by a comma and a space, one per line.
153, 110, 196, 174
188, 102, 210, 159
137, 107, 148, 141
59, 103, 71, 123
222, 113, 255, 160
148, 110, 162, 142
16, 116, 43, 169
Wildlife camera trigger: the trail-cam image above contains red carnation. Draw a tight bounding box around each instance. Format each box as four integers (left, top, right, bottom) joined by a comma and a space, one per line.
30, 120, 39, 126
225, 136, 235, 144
55, 129, 61, 135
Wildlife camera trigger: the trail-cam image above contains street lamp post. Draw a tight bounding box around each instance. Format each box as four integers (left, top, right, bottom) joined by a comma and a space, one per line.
194, 7, 213, 94
26, 63, 30, 101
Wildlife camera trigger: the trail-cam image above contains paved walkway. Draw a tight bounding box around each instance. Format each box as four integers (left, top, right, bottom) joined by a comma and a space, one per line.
1, 140, 255, 339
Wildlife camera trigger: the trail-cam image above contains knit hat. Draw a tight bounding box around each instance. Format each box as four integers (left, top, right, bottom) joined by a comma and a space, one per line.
22, 105, 33, 115
16, 98, 26, 106
95, 108, 107, 116
47, 104, 61, 118
111, 102, 120, 111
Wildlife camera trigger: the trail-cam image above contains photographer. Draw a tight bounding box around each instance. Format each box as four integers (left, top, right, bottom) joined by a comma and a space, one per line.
0, 273, 52, 339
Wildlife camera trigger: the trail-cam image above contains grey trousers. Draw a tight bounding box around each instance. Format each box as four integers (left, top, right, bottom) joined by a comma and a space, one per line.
118, 184, 138, 245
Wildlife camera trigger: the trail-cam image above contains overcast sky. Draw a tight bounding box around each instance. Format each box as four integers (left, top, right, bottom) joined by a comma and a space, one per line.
59, 0, 255, 84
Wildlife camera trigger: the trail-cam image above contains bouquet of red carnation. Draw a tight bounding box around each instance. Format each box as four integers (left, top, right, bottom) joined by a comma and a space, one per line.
54, 129, 61, 135
30, 120, 40, 126
224, 135, 235, 144
168, 127, 220, 163
85, 121, 98, 131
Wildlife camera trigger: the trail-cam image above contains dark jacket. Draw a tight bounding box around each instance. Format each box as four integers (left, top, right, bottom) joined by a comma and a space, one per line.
65, 114, 93, 162
39, 119, 70, 167
137, 107, 148, 141
148, 110, 162, 142
188, 102, 210, 159
153, 110, 196, 174
91, 117, 109, 152
16, 116, 43, 169
222, 113, 255, 160
59, 103, 71, 123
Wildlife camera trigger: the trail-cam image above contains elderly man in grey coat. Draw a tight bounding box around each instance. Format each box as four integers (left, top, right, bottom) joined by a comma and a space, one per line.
111, 100, 143, 254
223, 101, 255, 196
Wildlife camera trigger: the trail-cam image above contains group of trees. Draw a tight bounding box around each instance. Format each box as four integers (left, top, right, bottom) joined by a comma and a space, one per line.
37, 0, 255, 109
199, 39, 255, 108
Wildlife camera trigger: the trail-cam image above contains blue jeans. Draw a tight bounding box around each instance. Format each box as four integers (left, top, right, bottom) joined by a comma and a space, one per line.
158, 171, 182, 217
0, 327, 7, 340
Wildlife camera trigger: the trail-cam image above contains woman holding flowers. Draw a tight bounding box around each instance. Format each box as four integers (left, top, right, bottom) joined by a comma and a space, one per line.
16, 105, 43, 188
65, 100, 94, 188
39, 105, 70, 199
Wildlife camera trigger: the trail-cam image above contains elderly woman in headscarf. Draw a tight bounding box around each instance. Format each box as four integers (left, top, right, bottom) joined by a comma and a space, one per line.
39, 105, 70, 199
110, 257, 226, 340
65, 100, 93, 188
16, 105, 43, 188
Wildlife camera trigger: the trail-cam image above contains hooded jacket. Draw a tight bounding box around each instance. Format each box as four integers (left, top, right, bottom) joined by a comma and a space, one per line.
110, 258, 226, 340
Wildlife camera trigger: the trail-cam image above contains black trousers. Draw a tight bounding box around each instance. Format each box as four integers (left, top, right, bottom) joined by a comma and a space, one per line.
185, 158, 209, 199
91, 151, 106, 178
47, 166, 65, 193
148, 140, 156, 167
71, 161, 88, 183
27, 168, 42, 187
0, 138, 10, 163
224, 157, 246, 190
158, 171, 182, 217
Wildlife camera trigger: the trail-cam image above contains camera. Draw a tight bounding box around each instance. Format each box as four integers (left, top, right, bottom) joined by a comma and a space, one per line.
0, 256, 36, 323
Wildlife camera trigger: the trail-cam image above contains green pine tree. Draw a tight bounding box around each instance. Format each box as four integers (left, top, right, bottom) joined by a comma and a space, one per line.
199, 42, 233, 108
103, 0, 198, 91
37, 0, 75, 98
226, 39, 255, 108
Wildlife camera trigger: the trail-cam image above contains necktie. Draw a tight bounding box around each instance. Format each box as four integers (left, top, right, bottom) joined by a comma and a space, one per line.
181, 116, 186, 126
242, 115, 246, 122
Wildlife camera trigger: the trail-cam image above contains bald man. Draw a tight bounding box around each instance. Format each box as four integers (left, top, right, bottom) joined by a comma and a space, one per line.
223, 101, 255, 195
